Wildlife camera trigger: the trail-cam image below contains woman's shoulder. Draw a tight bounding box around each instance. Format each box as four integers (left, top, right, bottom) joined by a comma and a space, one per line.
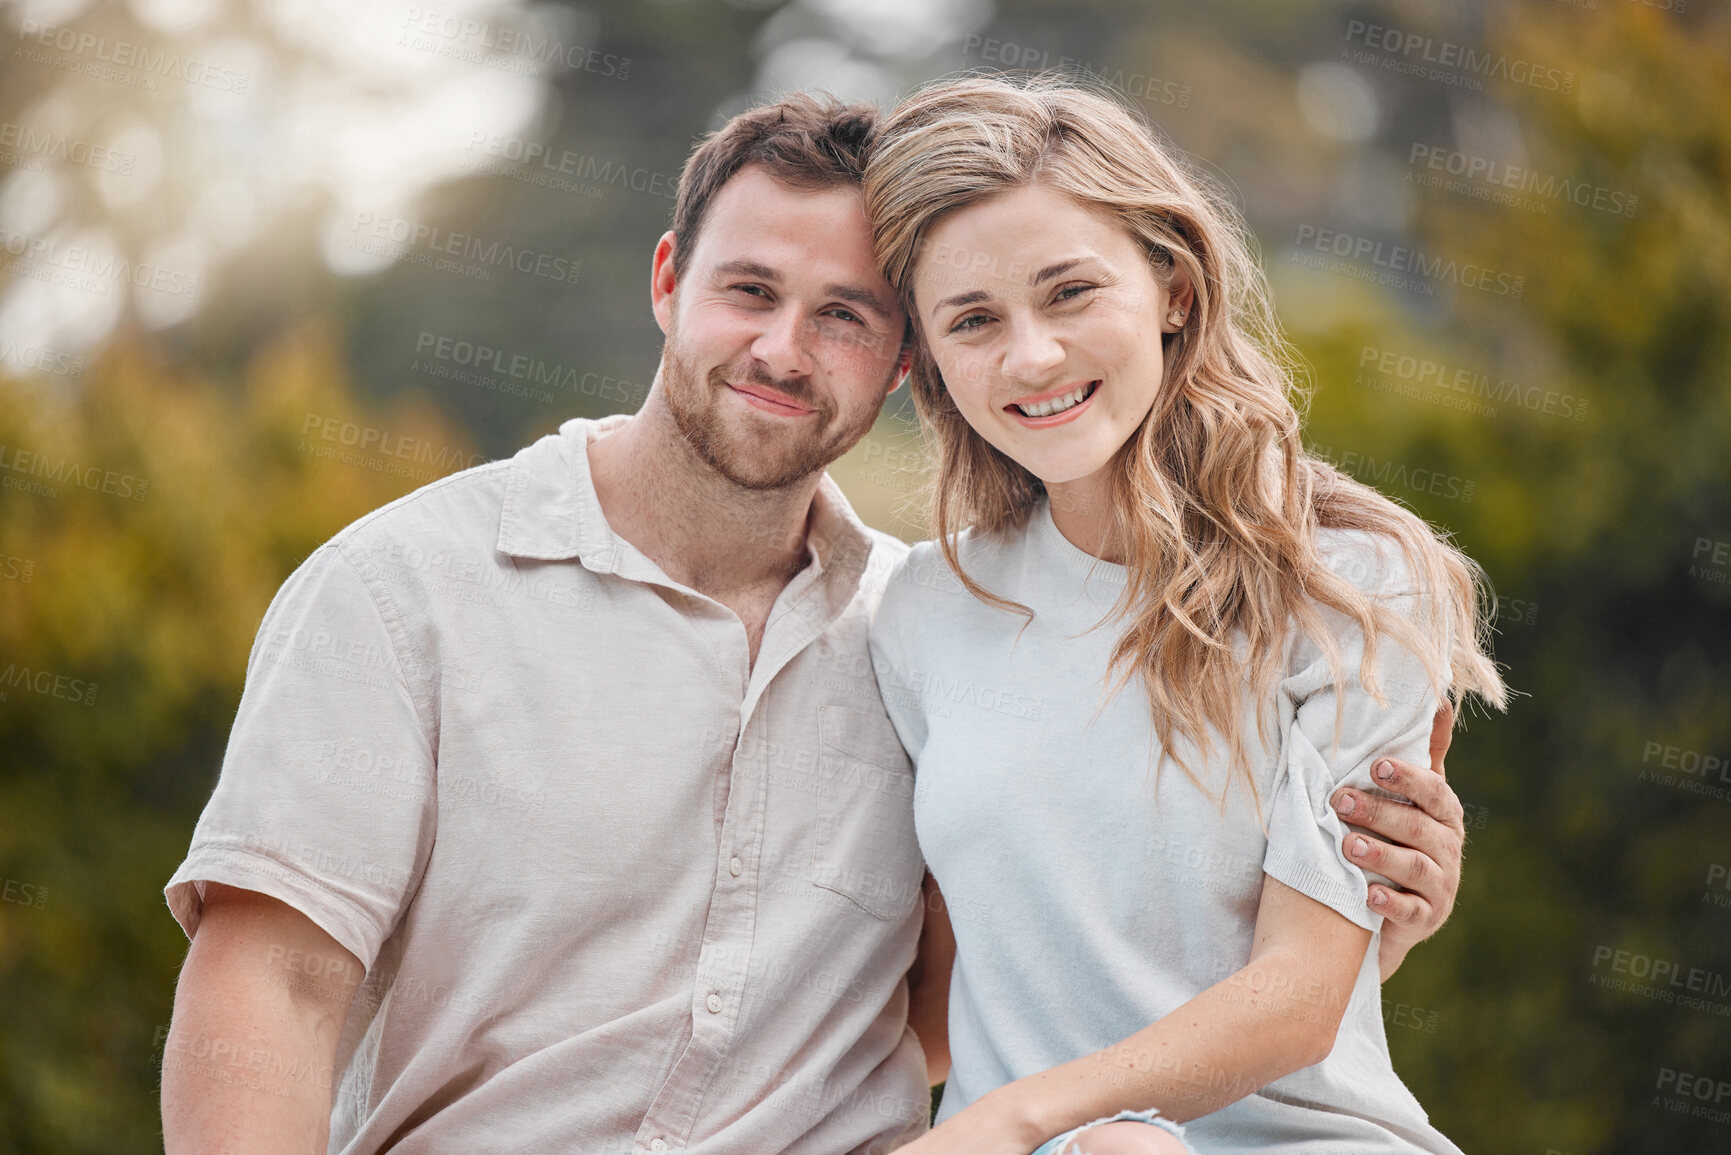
870, 523, 1029, 637
878, 533, 977, 605
1312, 525, 1422, 600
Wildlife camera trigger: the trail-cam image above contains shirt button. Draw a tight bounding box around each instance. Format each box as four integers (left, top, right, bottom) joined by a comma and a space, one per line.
706, 992, 723, 1014
728, 856, 743, 877
650, 1140, 667, 1151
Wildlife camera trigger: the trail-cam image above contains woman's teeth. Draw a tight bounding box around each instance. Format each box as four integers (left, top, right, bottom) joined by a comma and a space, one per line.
1015, 381, 1096, 418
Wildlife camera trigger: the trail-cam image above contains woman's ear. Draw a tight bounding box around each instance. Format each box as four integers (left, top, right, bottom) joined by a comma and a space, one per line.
1161, 263, 1196, 333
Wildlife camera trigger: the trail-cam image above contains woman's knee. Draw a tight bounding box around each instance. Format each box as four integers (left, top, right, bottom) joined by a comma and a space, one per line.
1061, 1120, 1189, 1155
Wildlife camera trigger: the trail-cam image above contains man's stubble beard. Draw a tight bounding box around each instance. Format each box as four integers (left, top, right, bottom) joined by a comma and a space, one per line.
659, 315, 884, 492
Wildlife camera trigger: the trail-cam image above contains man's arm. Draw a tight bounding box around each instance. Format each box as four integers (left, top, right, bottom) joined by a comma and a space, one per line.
905, 871, 955, 1087
1329, 703, 1466, 980
161, 882, 363, 1154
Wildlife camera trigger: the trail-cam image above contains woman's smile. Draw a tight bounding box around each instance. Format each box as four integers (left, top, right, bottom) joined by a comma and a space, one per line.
1005, 379, 1101, 426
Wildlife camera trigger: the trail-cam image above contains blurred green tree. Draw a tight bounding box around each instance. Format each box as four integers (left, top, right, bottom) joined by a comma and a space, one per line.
0, 320, 479, 1151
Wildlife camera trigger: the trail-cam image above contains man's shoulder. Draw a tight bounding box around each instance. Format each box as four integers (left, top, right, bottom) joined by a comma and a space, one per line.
324, 458, 518, 563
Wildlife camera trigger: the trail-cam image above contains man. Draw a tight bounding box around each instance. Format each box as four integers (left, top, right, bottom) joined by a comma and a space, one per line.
160, 92, 1473, 1153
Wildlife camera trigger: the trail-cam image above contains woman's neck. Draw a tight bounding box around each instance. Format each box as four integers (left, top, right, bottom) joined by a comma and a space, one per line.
1045, 470, 1123, 564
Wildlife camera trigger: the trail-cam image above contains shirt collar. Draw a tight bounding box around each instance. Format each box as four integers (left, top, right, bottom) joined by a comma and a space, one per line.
496, 415, 874, 590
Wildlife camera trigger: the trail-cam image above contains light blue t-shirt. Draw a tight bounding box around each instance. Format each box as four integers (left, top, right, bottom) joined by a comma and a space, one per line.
866, 496, 1464, 1154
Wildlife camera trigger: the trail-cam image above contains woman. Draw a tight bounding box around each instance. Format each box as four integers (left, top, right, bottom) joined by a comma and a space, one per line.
861, 75, 1506, 1155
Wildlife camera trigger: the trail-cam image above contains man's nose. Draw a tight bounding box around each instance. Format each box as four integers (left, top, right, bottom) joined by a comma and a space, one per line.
750, 307, 816, 381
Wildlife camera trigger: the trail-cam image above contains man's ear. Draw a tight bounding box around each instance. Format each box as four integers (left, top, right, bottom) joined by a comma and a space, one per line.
650, 231, 678, 336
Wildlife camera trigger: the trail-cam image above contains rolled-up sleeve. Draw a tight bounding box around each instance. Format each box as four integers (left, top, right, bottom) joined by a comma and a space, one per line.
1262, 533, 1449, 933
164, 542, 437, 973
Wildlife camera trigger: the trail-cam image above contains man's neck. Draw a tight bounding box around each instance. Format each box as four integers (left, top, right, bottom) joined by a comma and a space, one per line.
586, 392, 820, 599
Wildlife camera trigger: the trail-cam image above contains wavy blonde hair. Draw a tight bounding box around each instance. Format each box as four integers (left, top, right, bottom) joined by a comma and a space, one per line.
862, 73, 1506, 804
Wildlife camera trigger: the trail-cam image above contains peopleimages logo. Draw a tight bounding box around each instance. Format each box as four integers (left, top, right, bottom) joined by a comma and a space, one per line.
1356, 345, 1588, 421
348, 213, 583, 285
1342, 19, 1575, 95
463, 133, 677, 201
1293, 225, 1524, 298
397, 8, 630, 80
14, 20, 251, 93
0, 229, 201, 300
0, 120, 134, 174
1408, 144, 1638, 218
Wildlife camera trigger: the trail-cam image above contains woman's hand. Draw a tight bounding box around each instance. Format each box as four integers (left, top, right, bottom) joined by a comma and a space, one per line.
893, 1091, 1043, 1155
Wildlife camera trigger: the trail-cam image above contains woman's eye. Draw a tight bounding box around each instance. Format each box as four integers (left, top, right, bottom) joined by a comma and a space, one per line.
948, 313, 990, 334
1055, 284, 1096, 303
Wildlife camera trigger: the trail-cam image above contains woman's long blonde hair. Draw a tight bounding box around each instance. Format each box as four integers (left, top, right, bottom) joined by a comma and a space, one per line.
863, 73, 1507, 804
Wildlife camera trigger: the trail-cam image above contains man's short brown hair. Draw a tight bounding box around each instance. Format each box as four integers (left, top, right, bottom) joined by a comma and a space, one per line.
670, 92, 880, 281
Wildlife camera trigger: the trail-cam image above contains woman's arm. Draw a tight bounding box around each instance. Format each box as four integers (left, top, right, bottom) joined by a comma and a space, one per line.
893, 876, 1370, 1153
907, 871, 956, 1086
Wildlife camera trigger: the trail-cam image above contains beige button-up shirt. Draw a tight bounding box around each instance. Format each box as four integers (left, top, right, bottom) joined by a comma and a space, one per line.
165, 414, 931, 1153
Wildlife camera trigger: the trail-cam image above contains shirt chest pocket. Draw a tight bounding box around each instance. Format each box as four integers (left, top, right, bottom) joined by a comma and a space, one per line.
811, 704, 924, 921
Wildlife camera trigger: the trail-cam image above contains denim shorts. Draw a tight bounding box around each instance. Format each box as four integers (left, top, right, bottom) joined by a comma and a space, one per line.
1028, 1107, 1192, 1155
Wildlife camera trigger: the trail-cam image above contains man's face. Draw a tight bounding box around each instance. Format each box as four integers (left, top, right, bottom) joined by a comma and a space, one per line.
651, 166, 910, 491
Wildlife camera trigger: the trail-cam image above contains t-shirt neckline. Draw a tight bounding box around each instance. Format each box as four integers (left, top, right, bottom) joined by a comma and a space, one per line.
1031, 495, 1128, 585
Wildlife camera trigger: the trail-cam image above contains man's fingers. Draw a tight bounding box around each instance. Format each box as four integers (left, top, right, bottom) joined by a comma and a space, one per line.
1366, 883, 1437, 933
1346, 832, 1449, 900
1429, 701, 1455, 779
1351, 757, 1466, 836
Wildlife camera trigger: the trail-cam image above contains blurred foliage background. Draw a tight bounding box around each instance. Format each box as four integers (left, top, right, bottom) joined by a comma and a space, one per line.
1, 0, 1728, 1151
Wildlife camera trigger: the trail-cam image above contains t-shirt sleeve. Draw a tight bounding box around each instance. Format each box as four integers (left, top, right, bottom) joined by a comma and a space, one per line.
163, 541, 437, 973
1262, 533, 1449, 934
865, 550, 930, 766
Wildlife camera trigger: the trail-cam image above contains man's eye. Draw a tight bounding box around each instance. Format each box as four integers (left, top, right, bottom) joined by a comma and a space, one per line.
827, 308, 864, 325
733, 284, 770, 299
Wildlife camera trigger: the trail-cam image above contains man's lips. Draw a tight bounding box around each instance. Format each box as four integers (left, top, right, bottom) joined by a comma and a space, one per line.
729, 382, 817, 416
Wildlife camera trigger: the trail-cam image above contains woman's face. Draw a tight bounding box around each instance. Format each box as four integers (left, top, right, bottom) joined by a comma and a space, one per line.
910, 183, 1191, 487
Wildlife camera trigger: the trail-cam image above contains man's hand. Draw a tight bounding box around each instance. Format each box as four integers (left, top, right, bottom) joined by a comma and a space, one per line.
1329, 703, 1465, 981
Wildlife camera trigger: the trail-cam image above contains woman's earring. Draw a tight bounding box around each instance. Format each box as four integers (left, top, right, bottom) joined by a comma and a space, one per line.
1167, 308, 1186, 327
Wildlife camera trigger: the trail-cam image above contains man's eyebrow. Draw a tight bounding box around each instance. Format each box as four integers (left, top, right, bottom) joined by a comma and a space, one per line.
824, 283, 895, 320
930, 257, 1096, 319
714, 260, 892, 319
714, 258, 780, 282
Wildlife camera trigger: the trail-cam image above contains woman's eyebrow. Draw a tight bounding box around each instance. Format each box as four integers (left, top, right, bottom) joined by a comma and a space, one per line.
931, 288, 991, 317
929, 256, 1097, 319
1030, 257, 1087, 285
